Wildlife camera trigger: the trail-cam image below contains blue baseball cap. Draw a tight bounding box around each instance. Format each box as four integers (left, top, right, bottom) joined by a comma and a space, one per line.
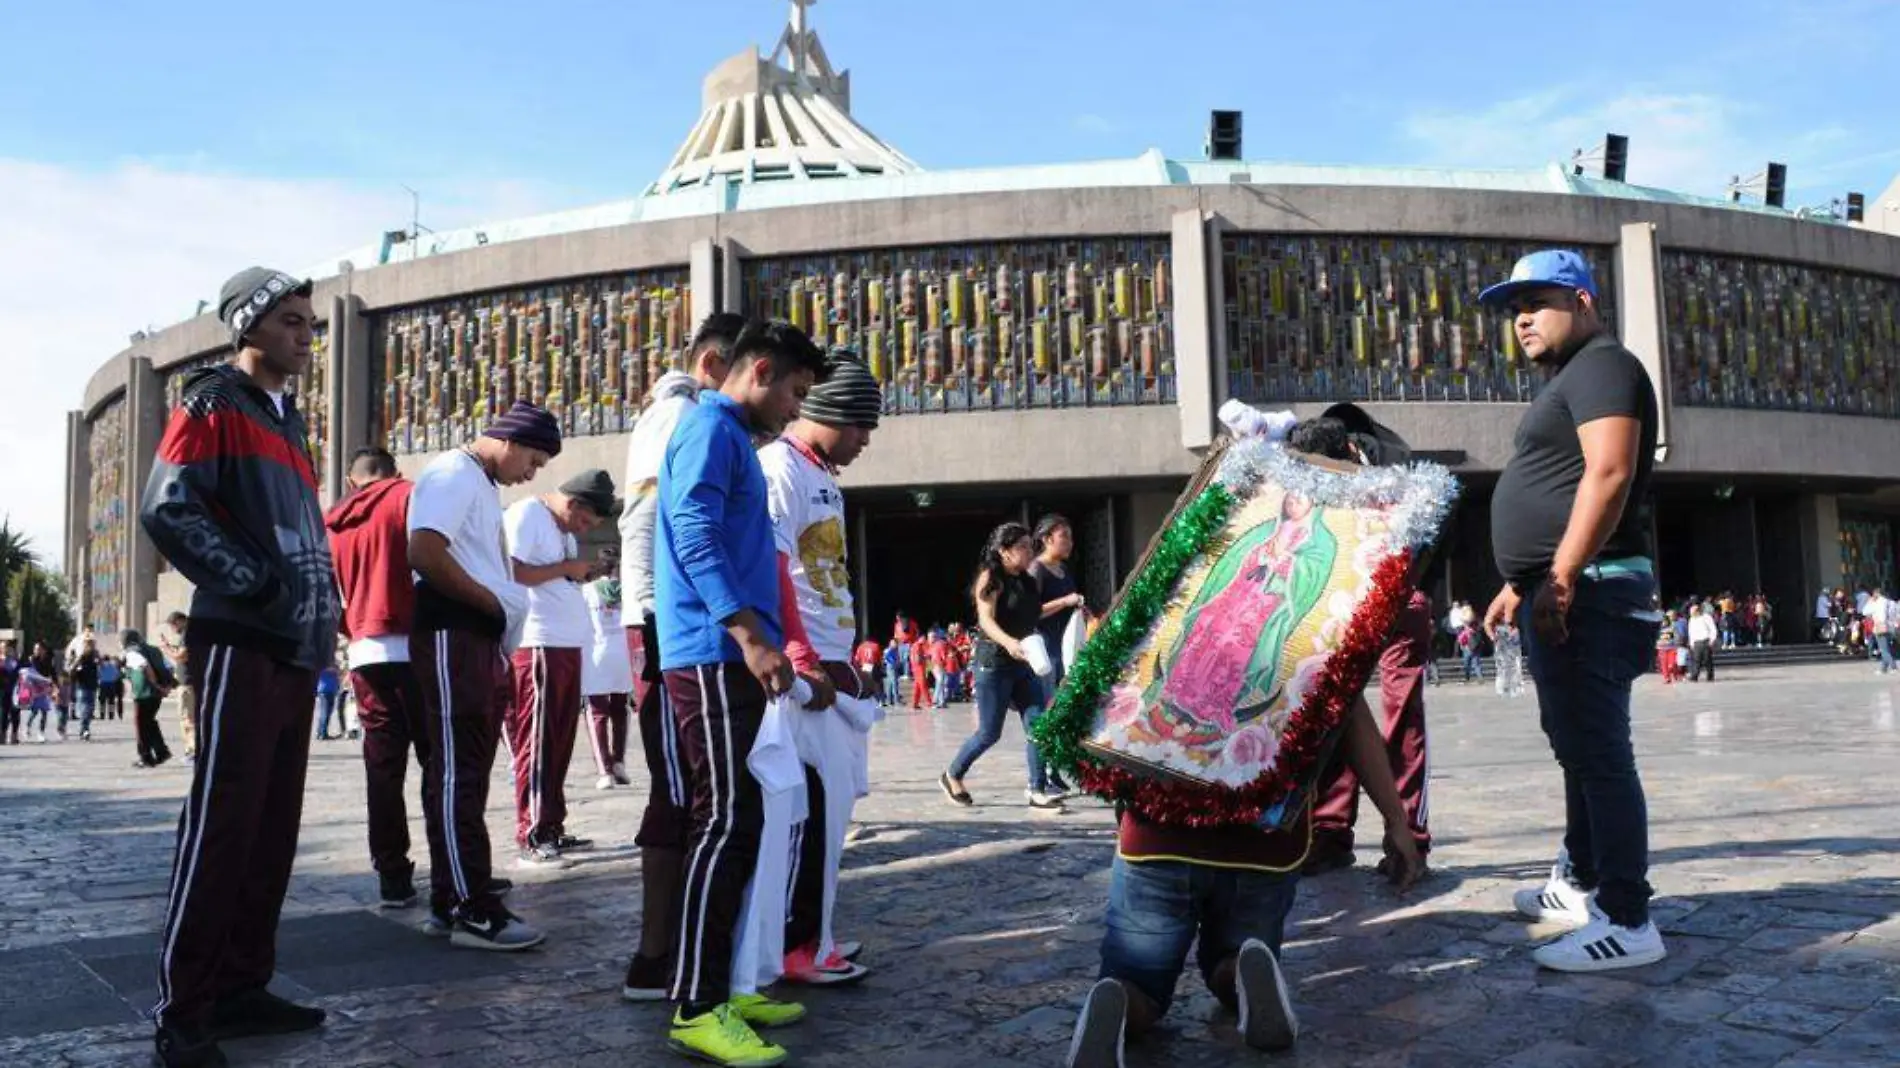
1477, 249, 1599, 309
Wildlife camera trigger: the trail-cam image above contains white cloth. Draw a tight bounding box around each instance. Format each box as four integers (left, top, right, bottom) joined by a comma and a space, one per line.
618, 371, 702, 616
408, 449, 528, 652
1021, 633, 1055, 678
581, 581, 634, 696
730, 684, 811, 996
347, 634, 409, 668
760, 439, 856, 662
1688, 614, 1719, 645
1059, 609, 1087, 670
1218, 399, 1297, 443
787, 689, 881, 962
504, 498, 589, 649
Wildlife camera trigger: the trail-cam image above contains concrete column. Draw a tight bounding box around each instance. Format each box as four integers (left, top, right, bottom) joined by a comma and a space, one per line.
332, 292, 372, 500
690, 238, 718, 330
124, 357, 166, 632
1799, 493, 1844, 608
64, 411, 89, 606
722, 240, 746, 314
852, 506, 870, 640
1170, 210, 1219, 449
1616, 222, 1671, 461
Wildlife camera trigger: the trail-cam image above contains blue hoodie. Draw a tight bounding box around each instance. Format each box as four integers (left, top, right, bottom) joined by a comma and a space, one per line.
655, 391, 782, 668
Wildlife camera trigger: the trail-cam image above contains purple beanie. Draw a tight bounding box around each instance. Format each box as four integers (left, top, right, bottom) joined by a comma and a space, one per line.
482, 400, 562, 457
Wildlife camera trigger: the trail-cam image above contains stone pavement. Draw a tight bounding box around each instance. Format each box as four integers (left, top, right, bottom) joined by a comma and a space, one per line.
4, 660, 1900, 1067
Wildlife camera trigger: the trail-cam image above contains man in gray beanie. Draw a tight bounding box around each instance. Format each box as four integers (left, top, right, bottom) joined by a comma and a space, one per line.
759, 350, 881, 986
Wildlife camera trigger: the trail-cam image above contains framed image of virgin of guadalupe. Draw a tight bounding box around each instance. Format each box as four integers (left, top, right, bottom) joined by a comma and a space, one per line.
1031, 433, 1458, 829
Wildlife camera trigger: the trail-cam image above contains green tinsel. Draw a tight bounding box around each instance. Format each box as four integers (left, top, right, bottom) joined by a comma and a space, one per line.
1030, 482, 1236, 774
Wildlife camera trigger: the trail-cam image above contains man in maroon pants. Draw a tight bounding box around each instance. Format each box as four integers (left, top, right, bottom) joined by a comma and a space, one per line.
140, 266, 342, 1068
326, 445, 438, 909
408, 400, 558, 952
502, 469, 620, 868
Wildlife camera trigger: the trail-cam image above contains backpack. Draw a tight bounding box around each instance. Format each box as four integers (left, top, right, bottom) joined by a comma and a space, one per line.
142, 645, 178, 690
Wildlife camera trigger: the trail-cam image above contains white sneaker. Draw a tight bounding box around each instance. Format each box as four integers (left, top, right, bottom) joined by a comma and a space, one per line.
1026, 790, 1067, 811
1235, 938, 1299, 1051
595, 774, 616, 791
1532, 916, 1666, 972
1067, 978, 1127, 1068
1513, 848, 1595, 927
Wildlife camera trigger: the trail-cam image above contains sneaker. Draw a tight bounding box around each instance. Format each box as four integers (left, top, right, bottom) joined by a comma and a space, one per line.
154, 1022, 228, 1068
782, 944, 870, 986
668, 1003, 786, 1068
1531, 916, 1667, 972
1066, 977, 1127, 1068
554, 834, 593, 851
1026, 790, 1067, 811
833, 939, 863, 962
33, 731, 45, 743
488, 877, 514, 898
596, 774, 617, 790
420, 909, 453, 938
1513, 851, 1595, 927
1235, 938, 1299, 1051
516, 843, 569, 870
622, 952, 672, 1002
449, 909, 546, 952
378, 869, 419, 909
208, 987, 326, 1040
730, 992, 807, 1028
612, 761, 632, 786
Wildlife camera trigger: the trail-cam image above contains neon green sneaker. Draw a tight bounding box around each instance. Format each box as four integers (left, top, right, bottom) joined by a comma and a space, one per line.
730, 992, 807, 1028
668, 1003, 788, 1067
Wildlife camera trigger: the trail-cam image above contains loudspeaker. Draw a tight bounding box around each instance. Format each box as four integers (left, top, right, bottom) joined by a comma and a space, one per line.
1603, 134, 1628, 183
1208, 110, 1242, 161
1765, 162, 1787, 208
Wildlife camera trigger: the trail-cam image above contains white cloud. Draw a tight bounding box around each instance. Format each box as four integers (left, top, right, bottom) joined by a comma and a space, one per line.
0, 159, 565, 571
1400, 89, 1857, 201
1072, 113, 1118, 136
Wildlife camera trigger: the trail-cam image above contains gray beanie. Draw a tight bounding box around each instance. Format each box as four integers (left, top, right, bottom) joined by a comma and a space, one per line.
800, 352, 882, 429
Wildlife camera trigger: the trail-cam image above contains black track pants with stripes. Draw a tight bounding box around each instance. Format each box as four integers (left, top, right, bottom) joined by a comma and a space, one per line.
665, 663, 768, 1005
152, 642, 315, 1028
413, 627, 508, 918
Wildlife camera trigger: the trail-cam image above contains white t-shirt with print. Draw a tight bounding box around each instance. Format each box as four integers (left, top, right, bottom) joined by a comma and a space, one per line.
759, 439, 856, 662
504, 498, 590, 650
408, 449, 528, 650
581, 581, 634, 696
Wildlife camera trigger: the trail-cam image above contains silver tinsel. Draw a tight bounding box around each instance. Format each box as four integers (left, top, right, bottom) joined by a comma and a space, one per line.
1215, 435, 1460, 552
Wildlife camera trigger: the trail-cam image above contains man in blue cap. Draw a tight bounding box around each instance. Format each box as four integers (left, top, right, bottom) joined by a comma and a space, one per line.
1477, 250, 1665, 972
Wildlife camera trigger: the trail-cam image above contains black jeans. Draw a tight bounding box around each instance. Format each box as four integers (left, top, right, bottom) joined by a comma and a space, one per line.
1520, 570, 1658, 928
134, 696, 172, 765
1689, 640, 1715, 681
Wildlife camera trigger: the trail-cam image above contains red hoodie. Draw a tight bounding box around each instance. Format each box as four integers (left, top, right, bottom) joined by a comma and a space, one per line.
324, 478, 415, 642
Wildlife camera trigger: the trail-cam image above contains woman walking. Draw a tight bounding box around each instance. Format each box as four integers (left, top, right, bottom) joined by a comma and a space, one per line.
940, 522, 1066, 811
1027, 514, 1086, 796
21, 643, 57, 743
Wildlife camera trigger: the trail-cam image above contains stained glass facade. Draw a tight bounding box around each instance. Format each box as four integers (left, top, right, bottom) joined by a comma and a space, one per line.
1221, 235, 1618, 404
1661, 252, 1900, 418
86, 399, 127, 634
1841, 515, 1896, 595
370, 270, 693, 455
738, 238, 1175, 413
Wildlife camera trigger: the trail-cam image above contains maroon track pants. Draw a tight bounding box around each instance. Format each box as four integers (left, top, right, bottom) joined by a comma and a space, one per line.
349, 661, 435, 879
1313, 589, 1433, 853
507, 646, 583, 849
586, 693, 630, 776
414, 627, 509, 915
152, 642, 315, 1028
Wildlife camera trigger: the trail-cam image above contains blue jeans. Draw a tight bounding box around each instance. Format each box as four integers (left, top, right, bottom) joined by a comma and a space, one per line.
1877, 633, 1895, 674
1099, 855, 1301, 1016
882, 669, 901, 705
1519, 569, 1658, 927
315, 691, 340, 738
947, 660, 1048, 791
73, 687, 95, 734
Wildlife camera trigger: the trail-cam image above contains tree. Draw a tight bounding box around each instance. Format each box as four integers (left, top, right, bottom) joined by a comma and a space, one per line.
9, 564, 73, 655
0, 518, 32, 631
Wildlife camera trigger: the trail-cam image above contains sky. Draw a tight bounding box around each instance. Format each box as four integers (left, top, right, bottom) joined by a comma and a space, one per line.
1, 0, 1895, 569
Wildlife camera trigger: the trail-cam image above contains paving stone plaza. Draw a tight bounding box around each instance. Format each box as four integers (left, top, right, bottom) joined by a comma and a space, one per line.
3, 660, 1899, 1067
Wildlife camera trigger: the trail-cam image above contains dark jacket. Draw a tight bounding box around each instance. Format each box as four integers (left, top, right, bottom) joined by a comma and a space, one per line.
324, 477, 415, 642
140, 363, 340, 671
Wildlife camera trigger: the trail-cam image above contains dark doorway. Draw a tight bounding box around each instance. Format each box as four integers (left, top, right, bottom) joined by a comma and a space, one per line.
858, 501, 1017, 638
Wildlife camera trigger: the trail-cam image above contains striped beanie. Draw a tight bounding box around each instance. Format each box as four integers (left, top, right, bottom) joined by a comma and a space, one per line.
482, 400, 563, 457
800, 351, 882, 429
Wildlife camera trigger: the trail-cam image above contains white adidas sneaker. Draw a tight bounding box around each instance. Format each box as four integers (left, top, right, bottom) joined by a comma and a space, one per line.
1513, 847, 1595, 927
1532, 915, 1667, 972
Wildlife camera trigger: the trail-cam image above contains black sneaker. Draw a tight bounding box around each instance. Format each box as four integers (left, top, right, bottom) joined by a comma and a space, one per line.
378, 869, 419, 909
209, 987, 325, 1040
488, 877, 514, 898
622, 952, 672, 1002
516, 842, 569, 870
450, 907, 545, 952
554, 834, 593, 851
155, 1022, 227, 1068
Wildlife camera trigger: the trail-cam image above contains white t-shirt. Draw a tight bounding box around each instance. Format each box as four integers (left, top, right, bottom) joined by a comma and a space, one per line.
1688, 614, 1719, 645
504, 498, 590, 650
408, 449, 527, 650
759, 439, 856, 662
581, 581, 635, 696
347, 634, 409, 668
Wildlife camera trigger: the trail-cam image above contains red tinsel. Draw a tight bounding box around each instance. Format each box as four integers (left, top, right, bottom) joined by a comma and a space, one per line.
1089, 549, 1417, 828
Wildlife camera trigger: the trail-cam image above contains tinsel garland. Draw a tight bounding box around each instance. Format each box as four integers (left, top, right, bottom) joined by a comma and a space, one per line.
1029, 481, 1235, 775
1034, 534, 1418, 828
